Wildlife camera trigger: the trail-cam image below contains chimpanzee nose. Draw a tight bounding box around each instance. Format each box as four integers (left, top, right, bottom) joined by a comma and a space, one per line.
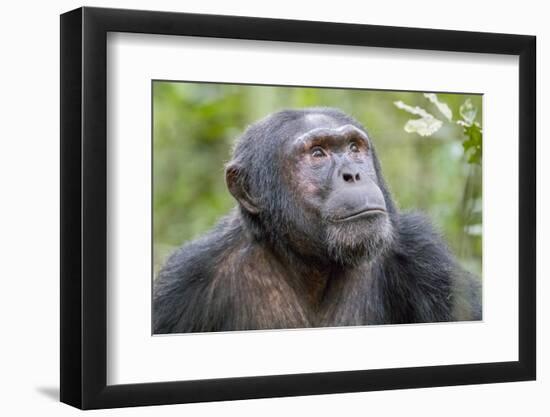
341, 171, 361, 183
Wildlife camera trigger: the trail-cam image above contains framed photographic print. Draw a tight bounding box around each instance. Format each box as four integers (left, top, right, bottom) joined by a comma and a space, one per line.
60, 6, 536, 409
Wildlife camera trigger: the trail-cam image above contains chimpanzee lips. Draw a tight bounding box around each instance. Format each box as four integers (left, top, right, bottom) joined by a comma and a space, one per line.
331, 207, 386, 222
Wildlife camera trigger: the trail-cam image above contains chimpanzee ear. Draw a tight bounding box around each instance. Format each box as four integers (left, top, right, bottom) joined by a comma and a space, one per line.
225, 164, 261, 214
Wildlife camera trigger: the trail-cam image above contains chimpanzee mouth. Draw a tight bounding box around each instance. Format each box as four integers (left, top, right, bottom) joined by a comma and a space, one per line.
332, 208, 386, 223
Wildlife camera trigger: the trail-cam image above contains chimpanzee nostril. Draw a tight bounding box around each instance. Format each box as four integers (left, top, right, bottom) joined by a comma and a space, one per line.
342, 171, 361, 183
342, 173, 354, 183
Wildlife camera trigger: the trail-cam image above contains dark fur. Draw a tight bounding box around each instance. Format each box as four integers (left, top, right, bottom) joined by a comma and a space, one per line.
153, 108, 481, 333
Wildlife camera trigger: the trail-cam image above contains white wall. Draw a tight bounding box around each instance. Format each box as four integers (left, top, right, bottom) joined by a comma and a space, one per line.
0, 0, 545, 415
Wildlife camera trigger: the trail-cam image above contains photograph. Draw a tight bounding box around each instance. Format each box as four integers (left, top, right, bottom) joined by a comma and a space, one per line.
152, 81, 483, 334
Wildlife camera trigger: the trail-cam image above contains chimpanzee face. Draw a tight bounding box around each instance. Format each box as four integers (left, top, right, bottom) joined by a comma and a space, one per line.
226, 110, 394, 266
280, 114, 394, 264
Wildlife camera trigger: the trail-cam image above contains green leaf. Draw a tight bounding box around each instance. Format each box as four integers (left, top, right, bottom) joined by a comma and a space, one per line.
462, 123, 482, 165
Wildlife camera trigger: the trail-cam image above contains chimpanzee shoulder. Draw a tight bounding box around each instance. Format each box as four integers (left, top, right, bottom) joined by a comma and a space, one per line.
153, 210, 312, 333
377, 211, 481, 323
153, 211, 243, 333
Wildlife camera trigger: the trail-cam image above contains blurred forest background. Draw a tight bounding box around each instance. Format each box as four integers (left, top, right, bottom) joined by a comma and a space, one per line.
153, 82, 482, 278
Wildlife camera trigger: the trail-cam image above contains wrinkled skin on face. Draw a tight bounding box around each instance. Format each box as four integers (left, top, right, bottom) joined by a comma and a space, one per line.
282, 116, 394, 265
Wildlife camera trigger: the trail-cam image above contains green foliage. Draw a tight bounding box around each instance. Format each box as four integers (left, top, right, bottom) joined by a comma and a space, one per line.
394, 94, 483, 166
153, 82, 482, 277
458, 99, 483, 165
463, 123, 483, 164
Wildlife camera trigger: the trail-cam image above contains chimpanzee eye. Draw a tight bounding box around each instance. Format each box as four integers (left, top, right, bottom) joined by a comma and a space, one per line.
311, 147, 327, 158
349, 142, 360, 153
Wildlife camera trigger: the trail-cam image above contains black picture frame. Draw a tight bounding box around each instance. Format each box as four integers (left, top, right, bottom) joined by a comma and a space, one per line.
60, 6, 536, 410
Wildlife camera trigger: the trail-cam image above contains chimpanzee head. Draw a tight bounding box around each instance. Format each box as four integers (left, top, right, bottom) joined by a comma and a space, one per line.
225, 108, 396, 266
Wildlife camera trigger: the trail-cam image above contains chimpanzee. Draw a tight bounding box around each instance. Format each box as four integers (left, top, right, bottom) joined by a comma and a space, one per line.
153, 108, 481, 333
